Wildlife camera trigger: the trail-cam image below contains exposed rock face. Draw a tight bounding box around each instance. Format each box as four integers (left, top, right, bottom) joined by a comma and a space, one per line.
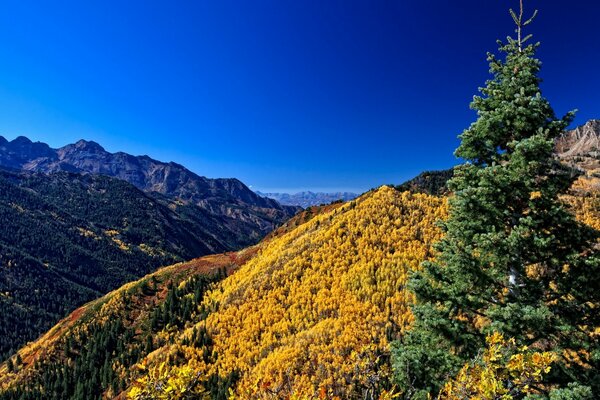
556, 120, 600, 157
556, 120, 600, 172
0, 136, 56, 170
0, 136, 299, 236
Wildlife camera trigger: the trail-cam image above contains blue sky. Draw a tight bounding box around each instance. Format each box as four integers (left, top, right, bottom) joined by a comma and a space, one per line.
0, 1, 598, 193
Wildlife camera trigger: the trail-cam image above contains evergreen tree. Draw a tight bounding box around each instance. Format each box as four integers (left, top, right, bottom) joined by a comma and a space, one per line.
392, 1, 600, 398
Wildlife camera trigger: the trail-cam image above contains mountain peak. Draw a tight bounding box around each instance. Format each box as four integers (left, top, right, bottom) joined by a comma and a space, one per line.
73, 139, 105, 153
556, 119, 600, 158
11, 136, 33, 145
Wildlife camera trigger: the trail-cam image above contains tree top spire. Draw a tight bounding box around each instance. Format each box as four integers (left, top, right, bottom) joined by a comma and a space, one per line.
510, 0, 538, 51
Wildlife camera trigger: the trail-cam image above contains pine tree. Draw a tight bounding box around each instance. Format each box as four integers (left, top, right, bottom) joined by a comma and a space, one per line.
392, 1, 600, 398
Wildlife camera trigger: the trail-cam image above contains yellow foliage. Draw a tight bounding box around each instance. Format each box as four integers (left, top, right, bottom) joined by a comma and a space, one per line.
439, 333, 556, 400
140, 187, 447, 399
129, 361, 207, 400
563, 175, 600, 232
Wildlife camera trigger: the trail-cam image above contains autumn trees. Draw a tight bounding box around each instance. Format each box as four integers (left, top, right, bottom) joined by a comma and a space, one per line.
127, 187, 446, 400
392, 1, 600, 398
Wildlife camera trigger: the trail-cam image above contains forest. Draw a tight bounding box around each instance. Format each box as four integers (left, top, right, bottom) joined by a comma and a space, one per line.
1, 1, 599, 399
0, 169, 236, 360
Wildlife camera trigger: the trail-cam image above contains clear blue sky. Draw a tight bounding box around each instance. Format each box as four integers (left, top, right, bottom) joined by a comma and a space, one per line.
0, 1, 598, 193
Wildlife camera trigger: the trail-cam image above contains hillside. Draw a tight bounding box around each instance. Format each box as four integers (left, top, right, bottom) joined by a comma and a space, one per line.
0, 250, 243, 399
178, 187, 447, 398
0, 136, 299, 236
0, 187, 447, 399
0, 168, 251, 360
0, 201, 335, 399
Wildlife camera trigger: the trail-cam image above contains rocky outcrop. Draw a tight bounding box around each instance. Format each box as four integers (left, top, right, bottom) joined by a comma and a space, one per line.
556, 120, 600, 173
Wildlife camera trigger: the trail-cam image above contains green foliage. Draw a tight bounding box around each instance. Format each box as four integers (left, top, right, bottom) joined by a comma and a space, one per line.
0, 169, 242, 360
395, 169, 453, 196
547, 383, 594, 400
0, 269, 224, 400
392, 3, 600, 397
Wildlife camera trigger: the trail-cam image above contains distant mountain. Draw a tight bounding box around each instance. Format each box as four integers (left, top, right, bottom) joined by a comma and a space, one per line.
0, 136, 298, 232
556, 119, 600, 172
0, 136, 299, 360
255, 190, 357, 207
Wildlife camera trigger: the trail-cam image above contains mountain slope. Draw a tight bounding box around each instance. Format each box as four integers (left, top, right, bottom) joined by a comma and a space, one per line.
0, 187, 448, 399
0, 136, 299, 237
1, 178, 597, 399
187, 187, 447, 398
0, 251, 244, 399
0, 202, 332, 400
0, 169, 244, 360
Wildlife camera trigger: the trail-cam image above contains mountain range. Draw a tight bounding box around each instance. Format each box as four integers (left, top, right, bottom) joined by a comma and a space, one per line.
0, 120, 597, 399
255, 190, 358, 207
0, 136, 298, 227
0, 136, 299, 359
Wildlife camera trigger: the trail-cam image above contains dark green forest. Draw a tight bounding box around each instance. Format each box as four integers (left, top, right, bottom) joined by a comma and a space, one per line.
0, 169, 246, 360
0, 268, 226, 400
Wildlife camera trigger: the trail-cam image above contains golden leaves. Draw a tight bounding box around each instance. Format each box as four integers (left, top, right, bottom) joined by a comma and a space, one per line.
129, 361, 206, 400
439, 333, 556, 400
200, 187, 446, 398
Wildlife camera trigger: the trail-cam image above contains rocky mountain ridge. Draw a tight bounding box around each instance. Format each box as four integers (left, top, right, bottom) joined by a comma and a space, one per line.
0, 136, 299, 361
556, 119, 600, 173
0, 136, 299, 235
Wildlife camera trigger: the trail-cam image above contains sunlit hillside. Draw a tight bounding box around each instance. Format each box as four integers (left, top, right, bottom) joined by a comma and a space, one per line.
130, 186, 447, 399
1, 182, 597, 400
0, 200, 337, 400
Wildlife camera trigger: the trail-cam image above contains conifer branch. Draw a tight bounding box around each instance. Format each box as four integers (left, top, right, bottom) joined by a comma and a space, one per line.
510, 0, 538, 51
